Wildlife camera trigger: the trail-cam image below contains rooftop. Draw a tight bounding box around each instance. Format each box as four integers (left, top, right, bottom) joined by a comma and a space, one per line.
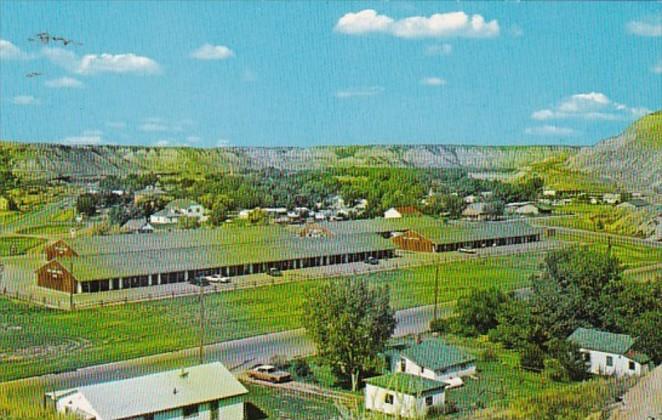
401, 339, 476, 371
567, 328, 636, 355
411, 220, 541, 245
50, 362, 247, 419
365, 372, 446, 395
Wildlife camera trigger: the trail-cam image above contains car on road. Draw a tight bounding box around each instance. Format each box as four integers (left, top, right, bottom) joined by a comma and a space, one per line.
204, 274, 231, 284
247, 365, 292, 383
364, 256, 379, 265
268, 267, 282, 277
458, 248, 477, 254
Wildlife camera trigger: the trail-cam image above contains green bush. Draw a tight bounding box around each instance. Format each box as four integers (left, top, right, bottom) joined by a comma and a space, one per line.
311, 363, 338, 388
543, 358, 569, 382
429, 317, 449, 333
292, 358, 311, 379
480, 347, 498, 362
520, 344, 545, 371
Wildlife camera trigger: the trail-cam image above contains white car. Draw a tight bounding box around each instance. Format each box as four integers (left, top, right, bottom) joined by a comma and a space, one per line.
204, 274, 231, 284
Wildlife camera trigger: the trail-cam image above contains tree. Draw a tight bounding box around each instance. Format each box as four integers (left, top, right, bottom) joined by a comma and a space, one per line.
548, 339, 588, 381
529, 247, 624, 346
453, 288, 509, 336
483, 198, 505, 220
489, 299, 535, 350
629, 310, 662, 364
302, 278, 396, 391
520, 344, 545, 371
247, 208, 267, 225
76, 193, 97, 217
177, 216, 199, 229
209, 195, 231, 226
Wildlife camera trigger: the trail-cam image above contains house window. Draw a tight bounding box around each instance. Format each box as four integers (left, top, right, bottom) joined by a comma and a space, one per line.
384, 394, 394, 405
210, 400, 219, 420
399, 358, 406, 372
583, 352, 590, 362
182, 404, 199, 418
425, 396, 433, 406
606, 356, 613, 367
629, 361, 635, 370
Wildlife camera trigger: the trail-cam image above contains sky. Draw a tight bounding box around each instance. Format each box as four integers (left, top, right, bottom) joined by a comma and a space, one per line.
1, 1, 661, 148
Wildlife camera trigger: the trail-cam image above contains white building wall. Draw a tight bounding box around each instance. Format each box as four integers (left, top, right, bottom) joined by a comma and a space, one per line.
399, 356, 476, 383
364, 384, 444, 419
581, 348, 644, 376
384, 208, 402, 219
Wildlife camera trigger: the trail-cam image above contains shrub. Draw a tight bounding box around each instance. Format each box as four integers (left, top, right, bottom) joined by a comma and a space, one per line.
480, 347, 498, 362
544, 358, 569, 382
292, 358, 311, 378
268, 354, 290, 369
311, 363, 338, 388
429, 317, 448, 333
520, 344, 545, 371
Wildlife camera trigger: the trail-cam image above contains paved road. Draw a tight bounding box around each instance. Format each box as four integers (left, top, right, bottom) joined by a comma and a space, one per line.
1, 304, 444, 396
609, 365, 662, 420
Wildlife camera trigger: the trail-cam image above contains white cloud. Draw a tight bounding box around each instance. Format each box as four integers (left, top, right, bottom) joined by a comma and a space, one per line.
524, 125, 577, 136
335, 10, 499, 38
420, 77, 446, 86
626, 16, 662, 37
138, 117, 193, 133
190, 44, 234, 60
335, 86, 384, 98
12, 95, 40, 105
0, 39, 32, 60
216, 139, 232, 147
154, 139, 173, 147
652, 59, 662, 74
531, 92, 651, 121
61, 129, 104, 145
43, 47, 160, 75
185, 136, 201, 144
424, 43, 452, 56
44, 76, 84, 88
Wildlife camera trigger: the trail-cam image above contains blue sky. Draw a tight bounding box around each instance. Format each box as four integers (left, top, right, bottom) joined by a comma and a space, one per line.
1, 1, 660, 147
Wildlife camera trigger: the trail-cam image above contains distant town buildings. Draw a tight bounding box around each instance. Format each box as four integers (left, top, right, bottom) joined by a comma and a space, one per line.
46, 362, 248, 420
150, 199, 206, 225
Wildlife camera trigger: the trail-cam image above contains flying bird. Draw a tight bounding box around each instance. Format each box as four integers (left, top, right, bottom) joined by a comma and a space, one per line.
28, 32, 51, 44
25, 72, 43, 78
52, 36, 82, 46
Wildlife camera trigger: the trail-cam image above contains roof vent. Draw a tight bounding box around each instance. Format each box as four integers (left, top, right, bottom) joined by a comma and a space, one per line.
173, 387, 177, 394
179, 368, 189, 378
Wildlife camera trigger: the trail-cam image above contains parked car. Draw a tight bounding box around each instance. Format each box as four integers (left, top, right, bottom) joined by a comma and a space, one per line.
189, 276, 210, 286
364, 256, 379, 265
247, 365, 292, 383
268, 267, 282, 277
204, 274, 231, 284
458, 248, 477, 254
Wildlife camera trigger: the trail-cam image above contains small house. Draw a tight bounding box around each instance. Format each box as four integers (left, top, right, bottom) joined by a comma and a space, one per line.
616, 199, 650, 211
47, 362, 248, 420
365, 372, 446, 418
120, 217, 154, 234
150, 199, 206, 225
384, 207, 421, 219
567, 328, 652, 377
602, 193, 622, 205
394, 339, 476, 386
461, 203, 489, 220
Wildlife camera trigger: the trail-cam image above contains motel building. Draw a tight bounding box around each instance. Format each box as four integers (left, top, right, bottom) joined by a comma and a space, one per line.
34, 218, 541, 295
364, 372, 447, 418
567, 328, 652, 377
46, 362, 248, 420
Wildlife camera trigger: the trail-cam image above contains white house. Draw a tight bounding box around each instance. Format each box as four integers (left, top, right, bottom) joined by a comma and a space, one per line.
393, 339, 476, 387
47, 362, 248, 420
567, 328, 652, 377
384, 207, 421, 219
150, 199, 206, 225
365, 372, 447, 418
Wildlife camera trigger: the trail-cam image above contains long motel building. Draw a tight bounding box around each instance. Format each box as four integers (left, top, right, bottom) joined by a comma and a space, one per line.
36, 217, 542, 294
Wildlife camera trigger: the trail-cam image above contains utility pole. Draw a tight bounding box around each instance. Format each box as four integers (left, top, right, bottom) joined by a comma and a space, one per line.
199, 283, 205, 364
433, 263, 439, 321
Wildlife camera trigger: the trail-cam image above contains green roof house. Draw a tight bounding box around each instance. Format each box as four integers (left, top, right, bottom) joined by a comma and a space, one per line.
364, 372, 446, 418
393, 339, 476, 388
567, 328, 652, 377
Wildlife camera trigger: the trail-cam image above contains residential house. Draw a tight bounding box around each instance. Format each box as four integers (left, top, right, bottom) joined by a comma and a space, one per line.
47, 362, 248, 420
617, 199, 650, 211
542, 189, 556, 197
120, 217, 154, 234
461, 202, 489, 220
364, 372, 446, 418
391, 339, 476, 387
150, 199, 206, 225
463, 195, 477, 204
133, 185, 167, 205
567, 328, 652, 377
384, 207, 422, 219
603, 193, 622, 205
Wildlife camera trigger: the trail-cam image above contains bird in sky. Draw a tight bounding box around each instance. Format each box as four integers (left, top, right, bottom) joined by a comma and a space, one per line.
28, 32, 51, 44
52, 36, 82, 46
25, 72, 43, 78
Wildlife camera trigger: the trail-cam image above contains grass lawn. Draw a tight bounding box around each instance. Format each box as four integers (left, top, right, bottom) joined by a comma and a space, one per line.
0, 236, 46, 257
16, 223, 80, 236
0, 253, 540, 382
245, 384, 341, 419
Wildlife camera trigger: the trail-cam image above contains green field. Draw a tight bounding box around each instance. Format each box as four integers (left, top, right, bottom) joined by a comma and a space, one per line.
16, 222, 79, 236
0, 254, 539, 382
0, 236, 46, 257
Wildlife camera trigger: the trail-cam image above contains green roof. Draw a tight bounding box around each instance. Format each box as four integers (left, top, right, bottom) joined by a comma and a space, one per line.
365, 373, 446, 395
401, 339, 475, 371
317, 216, 443, 236
567, 328, 635, 355
58, 232, 395, 281
412, 220, 541, 245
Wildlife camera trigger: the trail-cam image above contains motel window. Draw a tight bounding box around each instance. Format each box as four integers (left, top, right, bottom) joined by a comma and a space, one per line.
606, 356, 613, 367
210, 400, 219, 420
425, 396, 433, 406
629, 361, 635, 370
384, 394, 394, 405
182, 403, 199, 418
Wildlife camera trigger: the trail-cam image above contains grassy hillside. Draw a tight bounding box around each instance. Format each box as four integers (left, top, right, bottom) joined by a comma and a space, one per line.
568, 111, 662, 192
1, 142, 577, 180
